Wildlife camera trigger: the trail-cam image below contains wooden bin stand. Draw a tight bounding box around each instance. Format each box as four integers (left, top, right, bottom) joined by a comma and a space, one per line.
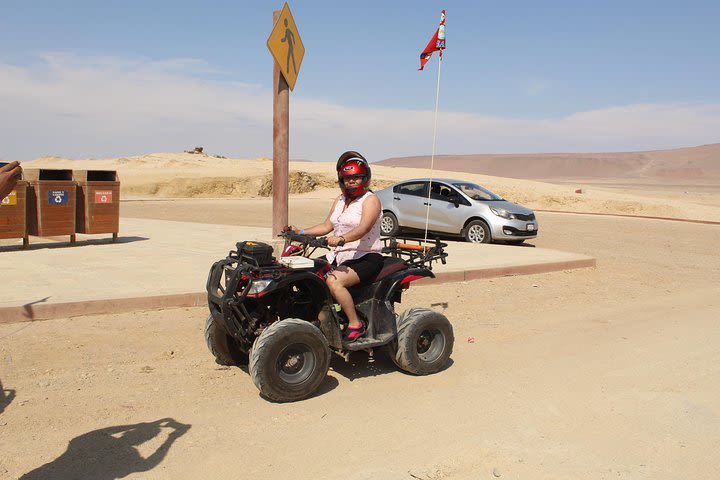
74, 170, 120, 242
25, 169, 77, 244
0, 179, 29, 248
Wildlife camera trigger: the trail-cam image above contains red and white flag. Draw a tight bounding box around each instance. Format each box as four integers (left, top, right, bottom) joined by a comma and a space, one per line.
419, 10, 446, 71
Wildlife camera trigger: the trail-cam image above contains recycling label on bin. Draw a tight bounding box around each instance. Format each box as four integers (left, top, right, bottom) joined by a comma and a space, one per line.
48, 190, 69, 205
94, 190, 113, 203
1, 190, 17, 206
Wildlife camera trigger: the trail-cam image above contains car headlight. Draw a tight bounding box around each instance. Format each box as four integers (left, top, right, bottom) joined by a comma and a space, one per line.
490, 206, 515, 219
248, 279, 273, 295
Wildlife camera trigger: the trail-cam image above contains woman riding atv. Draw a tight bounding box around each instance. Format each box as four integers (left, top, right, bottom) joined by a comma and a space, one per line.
286, 151, 382, 341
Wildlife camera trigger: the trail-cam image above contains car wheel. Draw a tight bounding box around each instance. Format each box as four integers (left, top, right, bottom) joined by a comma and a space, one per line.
464, 219, 491, 243
204, 314, 248, 366
380, 211, 400, 236
391, 307, 454, 375
249, 319, 330, 402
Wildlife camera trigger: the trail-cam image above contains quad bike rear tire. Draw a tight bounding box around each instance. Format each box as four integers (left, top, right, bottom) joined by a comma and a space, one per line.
204, 314, 248, 366
249, 319, 330, 402
391, 307, 454, 375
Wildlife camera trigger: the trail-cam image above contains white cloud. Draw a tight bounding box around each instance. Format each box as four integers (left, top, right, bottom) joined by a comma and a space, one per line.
525, 80, 547, 95
1, 54, 718, 161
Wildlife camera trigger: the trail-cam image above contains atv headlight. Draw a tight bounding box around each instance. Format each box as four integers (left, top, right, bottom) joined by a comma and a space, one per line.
247, 279, 273, 295
490, 206, 515, 219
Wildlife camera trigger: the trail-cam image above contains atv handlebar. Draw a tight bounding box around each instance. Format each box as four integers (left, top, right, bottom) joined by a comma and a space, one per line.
279, 231, 448, 269
280, 231, 329, 249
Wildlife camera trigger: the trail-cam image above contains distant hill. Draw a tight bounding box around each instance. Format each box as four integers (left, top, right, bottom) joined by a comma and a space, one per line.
376, 144, 720, 183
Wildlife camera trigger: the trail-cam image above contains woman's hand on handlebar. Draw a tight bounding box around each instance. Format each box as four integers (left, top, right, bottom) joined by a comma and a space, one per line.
280, 228, 328, 248
327, 235, 346, 247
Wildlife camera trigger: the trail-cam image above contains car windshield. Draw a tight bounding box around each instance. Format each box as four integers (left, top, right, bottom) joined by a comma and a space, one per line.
451, 182, 502, 201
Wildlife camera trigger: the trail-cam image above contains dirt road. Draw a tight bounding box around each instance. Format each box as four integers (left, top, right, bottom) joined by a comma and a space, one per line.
1, 211, 719, 479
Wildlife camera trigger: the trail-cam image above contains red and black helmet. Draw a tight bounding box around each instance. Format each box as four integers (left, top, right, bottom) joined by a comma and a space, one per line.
336, 151, 371, 198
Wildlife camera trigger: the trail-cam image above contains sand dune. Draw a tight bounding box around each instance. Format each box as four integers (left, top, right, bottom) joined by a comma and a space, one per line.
16, 147, 720, 222
377, 143, 720, 182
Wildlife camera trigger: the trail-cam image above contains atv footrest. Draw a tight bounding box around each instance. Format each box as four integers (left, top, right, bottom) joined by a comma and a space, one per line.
342, 333, 394, 351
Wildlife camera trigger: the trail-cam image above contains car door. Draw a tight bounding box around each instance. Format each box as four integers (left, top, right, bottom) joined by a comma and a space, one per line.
428, 182, 470, 233
423, 182, 460, 233
443, 185, 473, 233
391, 181, 429, 229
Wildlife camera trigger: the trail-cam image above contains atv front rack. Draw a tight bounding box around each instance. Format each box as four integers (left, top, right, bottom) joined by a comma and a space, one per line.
381, 236, 448, 269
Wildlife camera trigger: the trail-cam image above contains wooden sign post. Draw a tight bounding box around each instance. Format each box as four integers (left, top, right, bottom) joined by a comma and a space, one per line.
267, 3, 305, 236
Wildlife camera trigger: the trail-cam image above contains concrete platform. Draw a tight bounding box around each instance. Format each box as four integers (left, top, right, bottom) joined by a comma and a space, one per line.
0, 218, 595, 323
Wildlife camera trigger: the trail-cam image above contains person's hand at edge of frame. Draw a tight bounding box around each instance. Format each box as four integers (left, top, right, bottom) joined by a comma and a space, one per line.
0, 161, 22, 200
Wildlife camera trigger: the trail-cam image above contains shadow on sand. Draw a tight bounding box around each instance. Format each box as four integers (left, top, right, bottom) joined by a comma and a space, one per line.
0, 236, 149, 253
331, 349, 400, 381
389, 231, 536, 247
0, 378, 15, 414
217, 362, 341, 402
20, 418, 190, 480
331, 352, 455, 382
215, 348, 454, 401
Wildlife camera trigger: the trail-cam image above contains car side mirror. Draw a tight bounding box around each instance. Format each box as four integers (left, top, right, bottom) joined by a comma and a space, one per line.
450, 194, 460, 207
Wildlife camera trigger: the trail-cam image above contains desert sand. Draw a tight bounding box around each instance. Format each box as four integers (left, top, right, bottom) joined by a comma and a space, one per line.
1, 149, 720, 479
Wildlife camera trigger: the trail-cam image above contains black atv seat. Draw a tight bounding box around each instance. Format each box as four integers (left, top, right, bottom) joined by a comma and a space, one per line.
370, 256, 408, 283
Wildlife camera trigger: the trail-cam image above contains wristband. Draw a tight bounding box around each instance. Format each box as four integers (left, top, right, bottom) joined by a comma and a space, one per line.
300, 229, 305, 235
338, 236, 346, 246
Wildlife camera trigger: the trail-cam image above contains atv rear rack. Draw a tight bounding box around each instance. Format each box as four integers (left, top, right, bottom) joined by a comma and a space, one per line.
381, 236, 448, 269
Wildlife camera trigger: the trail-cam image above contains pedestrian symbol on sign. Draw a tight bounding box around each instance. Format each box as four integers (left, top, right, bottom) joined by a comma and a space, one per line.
280, 18, 297, 75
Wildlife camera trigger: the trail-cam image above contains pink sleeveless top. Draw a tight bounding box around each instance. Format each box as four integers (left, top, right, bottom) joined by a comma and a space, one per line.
326, 191, 382, 265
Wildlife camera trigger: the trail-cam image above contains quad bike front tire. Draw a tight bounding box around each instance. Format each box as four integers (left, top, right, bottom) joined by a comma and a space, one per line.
204, 314, 248, 366
391, 307, 454, 375
249, 319, 330, 402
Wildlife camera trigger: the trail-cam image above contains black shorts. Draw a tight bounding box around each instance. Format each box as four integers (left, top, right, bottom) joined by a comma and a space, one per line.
330, 253, 384, 283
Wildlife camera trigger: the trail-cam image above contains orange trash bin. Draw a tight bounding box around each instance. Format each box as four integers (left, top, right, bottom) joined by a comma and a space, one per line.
74, 170, 120, 241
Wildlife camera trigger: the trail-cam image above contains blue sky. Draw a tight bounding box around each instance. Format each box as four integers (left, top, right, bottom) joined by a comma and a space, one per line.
1, 0, 719, 161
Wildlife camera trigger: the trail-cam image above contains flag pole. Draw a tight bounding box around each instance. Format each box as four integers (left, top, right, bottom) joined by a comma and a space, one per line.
423, 52, 443, 245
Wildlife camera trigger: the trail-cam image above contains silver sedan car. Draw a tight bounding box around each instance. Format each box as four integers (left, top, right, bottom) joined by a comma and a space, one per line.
374, 178, 538, 244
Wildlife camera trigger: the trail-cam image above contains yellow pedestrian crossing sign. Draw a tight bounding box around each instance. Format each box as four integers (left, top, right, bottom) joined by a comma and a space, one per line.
267, 2, 305, 90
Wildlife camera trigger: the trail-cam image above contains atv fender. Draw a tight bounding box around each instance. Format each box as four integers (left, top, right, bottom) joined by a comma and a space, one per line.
367, 267, 436, 337
382, 267, 435, 304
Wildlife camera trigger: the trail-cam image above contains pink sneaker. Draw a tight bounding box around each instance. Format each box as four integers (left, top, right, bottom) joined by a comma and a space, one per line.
344, 323, 366, 342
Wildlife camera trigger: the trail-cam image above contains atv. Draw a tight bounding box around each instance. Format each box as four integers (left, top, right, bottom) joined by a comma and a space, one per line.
205, 231, 454, 402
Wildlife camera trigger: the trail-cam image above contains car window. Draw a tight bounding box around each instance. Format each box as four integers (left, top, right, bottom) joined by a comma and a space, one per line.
393, 182, 427, 197
452, 182, 502, 201
429, 182, 453, 201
